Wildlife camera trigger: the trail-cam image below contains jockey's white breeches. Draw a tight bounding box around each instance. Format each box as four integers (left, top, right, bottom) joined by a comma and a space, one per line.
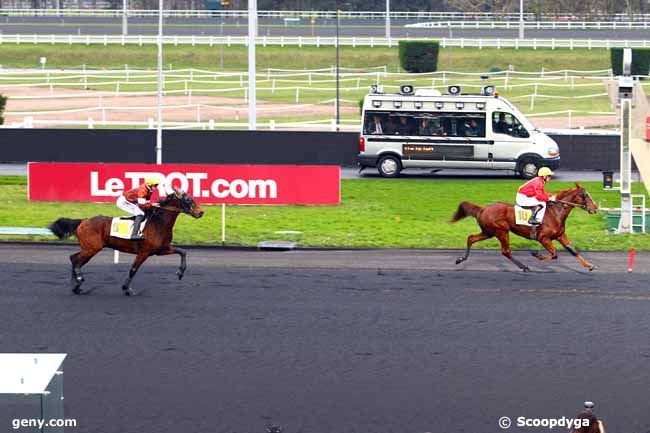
516, 193, 546, 221
116, 195, 145, 217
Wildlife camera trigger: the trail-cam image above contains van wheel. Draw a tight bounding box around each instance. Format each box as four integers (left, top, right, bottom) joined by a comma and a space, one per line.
377, 155, 402, 178
517, 157, 542, 179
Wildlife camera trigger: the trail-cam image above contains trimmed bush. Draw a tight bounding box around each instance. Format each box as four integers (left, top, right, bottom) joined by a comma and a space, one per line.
611, 48, 650, 76
398, 40, 439, 73
0, 94, 6, 125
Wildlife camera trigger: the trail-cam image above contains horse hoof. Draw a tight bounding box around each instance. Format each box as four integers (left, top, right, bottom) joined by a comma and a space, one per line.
123, 287, 134, 296
522, 266, 531, 272
588, 265, 597, 272
72, 286, 82, 295
176, 269, 185, 280
455, 257, 464, 265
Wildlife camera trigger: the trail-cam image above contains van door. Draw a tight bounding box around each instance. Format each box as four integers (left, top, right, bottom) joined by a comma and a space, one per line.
490, 111, 532, 170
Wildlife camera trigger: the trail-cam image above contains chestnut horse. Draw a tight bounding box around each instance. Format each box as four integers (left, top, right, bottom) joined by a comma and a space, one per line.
450, 184, 598, 271
49, 187, 204, 295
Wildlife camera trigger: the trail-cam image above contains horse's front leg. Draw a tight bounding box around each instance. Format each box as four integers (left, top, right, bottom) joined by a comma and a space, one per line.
156, 246, 187, 280
531, 237, 558, 261
122, 252, 151, 296
556, 234, 596, 271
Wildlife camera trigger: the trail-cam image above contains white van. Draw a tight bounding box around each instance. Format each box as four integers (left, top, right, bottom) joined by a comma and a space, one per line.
358, 84, 560, 178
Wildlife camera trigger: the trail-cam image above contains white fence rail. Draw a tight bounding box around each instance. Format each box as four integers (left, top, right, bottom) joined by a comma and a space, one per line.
1, 34, 650, 48
3, 9, 650, 20
407, 20, 650, 30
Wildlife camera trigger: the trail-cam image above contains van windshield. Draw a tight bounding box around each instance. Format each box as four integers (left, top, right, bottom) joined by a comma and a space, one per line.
363, 111, 486, 138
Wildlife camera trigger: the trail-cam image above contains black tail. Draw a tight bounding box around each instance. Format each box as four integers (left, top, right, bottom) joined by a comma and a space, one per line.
450, 201, 483, 223
49, 218, 82, 240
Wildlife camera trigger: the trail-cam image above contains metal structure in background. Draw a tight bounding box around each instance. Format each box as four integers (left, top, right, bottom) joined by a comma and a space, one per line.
617, 48, 634, 233
2, 8, 650, 21
0, 354, 66, 433
248, 0, 257, 130
156, 0, 163, 164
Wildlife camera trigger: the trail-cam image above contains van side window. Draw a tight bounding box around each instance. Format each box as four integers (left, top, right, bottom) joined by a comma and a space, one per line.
492, 112, 529, 138
460, 115, 486, 137
363, 112, 389, 135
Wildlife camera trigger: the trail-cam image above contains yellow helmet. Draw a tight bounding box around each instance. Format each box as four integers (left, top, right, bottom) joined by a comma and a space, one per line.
538, 167, 554, 177
145, 177, 161, 186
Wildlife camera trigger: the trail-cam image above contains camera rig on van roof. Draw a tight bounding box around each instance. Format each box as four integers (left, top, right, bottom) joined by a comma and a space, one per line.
370, 84, 497, 97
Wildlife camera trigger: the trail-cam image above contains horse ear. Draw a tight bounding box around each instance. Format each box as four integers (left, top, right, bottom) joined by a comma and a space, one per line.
575, 182, 583, 189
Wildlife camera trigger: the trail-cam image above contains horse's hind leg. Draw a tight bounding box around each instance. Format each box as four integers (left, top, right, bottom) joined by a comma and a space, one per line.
122, 252, 150, 296
495, 231, 530, 272
456, 232, 491, 265
156, 246, 187, 280
531, 237, 558, 261
69, 250, 100, 294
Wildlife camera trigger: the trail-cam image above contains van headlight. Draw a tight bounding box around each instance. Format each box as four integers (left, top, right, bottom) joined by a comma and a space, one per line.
547, 147, 559, 157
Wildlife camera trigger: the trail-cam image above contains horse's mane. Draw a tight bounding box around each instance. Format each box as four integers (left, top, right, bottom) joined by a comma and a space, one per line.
555, 184, 584, 200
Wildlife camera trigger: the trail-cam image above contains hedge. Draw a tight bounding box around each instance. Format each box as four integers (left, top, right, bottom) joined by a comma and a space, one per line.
398, 40, 439, 73
0, 94, 7, 125
610, 48, 650, 76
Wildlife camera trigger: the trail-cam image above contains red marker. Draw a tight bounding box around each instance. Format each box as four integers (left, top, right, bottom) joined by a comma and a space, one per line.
628, 247, 635, 273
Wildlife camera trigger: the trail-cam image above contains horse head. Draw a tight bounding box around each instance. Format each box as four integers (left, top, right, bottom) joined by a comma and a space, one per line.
163, 187, 204, 218
557, 183, 598, 214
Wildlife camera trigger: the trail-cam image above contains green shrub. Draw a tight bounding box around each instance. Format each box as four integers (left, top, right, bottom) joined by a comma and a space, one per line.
610, 48, 650, 76
0, 94, 6, 125
398, 40, 439, 73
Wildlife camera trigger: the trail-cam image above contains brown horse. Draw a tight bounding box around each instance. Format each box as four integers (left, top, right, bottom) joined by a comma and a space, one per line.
49, 187, 204, 295
450, 183, 598, 272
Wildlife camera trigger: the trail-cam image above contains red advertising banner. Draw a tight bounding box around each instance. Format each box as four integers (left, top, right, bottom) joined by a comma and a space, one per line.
28, 162, 340, 205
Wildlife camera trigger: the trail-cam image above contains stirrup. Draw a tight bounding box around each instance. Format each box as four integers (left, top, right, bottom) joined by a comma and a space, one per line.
528, 219, 541, 226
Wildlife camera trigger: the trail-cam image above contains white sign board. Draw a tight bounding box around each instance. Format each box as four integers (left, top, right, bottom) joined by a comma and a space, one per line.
0, 354, 66, 394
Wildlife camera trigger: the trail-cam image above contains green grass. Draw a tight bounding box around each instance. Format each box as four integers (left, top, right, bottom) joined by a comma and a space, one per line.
1, 176, 647, 250
0, 44, 611, 73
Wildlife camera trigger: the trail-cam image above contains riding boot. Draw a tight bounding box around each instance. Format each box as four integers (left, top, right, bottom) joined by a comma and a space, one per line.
131, 215, 145, 239
528, 205, 543, 226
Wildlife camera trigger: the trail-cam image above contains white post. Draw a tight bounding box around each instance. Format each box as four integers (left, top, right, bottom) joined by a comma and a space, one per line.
519, 0, 524, 39
114, 250, 120, 264
221, 203, 226, 244
122, 0, 128, 36
248, 0, 257, 130
156, 0, 163, 164
385, 0, 391, 41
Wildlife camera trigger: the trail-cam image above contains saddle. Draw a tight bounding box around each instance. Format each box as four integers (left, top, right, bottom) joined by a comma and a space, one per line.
110, 215, 149, 240
514, 205, 541, 240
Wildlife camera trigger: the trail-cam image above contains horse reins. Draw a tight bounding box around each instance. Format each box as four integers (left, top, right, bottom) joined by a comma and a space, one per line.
554, 199, 590, 211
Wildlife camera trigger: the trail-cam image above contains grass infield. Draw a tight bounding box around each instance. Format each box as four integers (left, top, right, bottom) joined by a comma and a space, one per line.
1, 176, 647, 250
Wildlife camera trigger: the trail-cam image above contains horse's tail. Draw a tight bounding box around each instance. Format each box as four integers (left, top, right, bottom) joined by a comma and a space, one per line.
450, 201, 483, 223
49, 218, 83, 240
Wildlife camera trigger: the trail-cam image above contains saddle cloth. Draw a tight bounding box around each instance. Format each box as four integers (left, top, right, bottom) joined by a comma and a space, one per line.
110, 216, 148, 239
514, 205, 533, 226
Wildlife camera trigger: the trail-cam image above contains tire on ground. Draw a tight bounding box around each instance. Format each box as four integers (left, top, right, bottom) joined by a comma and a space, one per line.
377, 155, 402, 178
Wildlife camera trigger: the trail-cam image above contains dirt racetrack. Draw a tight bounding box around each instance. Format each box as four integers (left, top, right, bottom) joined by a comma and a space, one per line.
1, 245, 649, 433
